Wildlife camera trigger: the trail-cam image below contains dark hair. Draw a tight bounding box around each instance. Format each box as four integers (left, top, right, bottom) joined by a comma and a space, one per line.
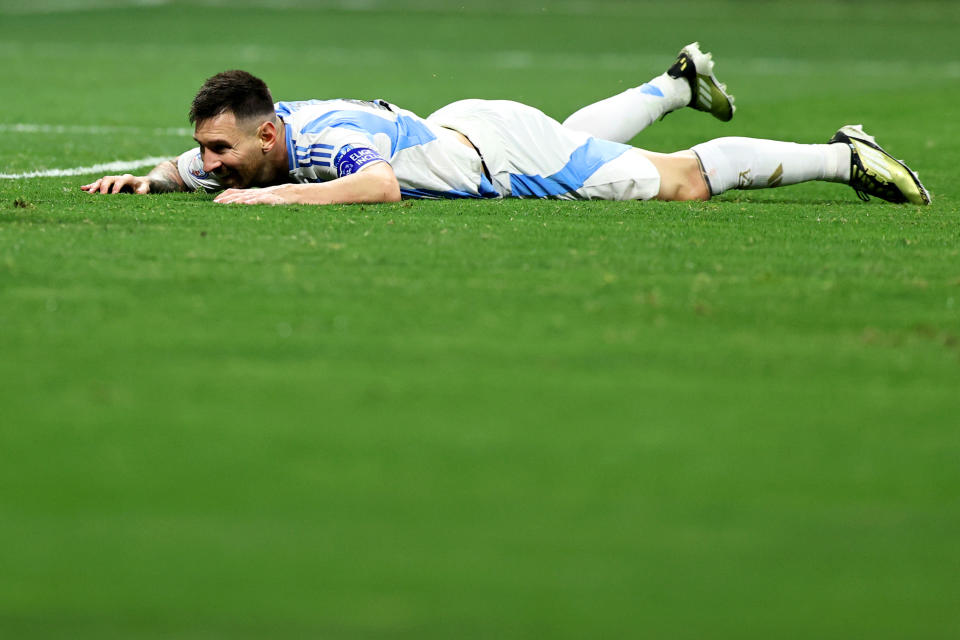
189, 70, 275, 124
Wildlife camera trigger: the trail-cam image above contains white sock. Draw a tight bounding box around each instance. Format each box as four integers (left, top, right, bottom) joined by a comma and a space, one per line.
562, 73, 690, 143
691, 137, 852, 195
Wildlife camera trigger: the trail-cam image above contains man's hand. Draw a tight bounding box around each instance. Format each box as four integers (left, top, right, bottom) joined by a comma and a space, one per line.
214, 185, 291, 205
81, 174, 151, 194
80, 160, 185, 195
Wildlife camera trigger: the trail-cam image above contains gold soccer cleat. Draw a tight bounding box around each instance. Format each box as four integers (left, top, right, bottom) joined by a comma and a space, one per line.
666, 41, 736, 122
829, 124, 931, 205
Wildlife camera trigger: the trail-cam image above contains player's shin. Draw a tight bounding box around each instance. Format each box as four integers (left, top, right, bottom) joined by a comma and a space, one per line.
691, 138, 850, 195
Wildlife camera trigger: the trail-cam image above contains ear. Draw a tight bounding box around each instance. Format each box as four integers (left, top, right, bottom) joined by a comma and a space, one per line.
257, 120, 280, 154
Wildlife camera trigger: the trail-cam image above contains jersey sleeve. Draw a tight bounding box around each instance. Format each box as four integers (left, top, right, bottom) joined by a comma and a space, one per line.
334, 144, 388, 176
298, 124, 391, 181
176, 147, 224, 192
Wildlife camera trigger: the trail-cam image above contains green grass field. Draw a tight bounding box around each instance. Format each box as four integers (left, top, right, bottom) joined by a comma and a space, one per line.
2, 1, 959, 637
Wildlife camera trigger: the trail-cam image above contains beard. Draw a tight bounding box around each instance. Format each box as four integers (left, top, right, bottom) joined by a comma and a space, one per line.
214, 169, 246, 189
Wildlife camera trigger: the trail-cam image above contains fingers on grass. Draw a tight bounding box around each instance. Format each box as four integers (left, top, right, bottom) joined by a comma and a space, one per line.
214, 189, 240, 204
110, 174, 132, 194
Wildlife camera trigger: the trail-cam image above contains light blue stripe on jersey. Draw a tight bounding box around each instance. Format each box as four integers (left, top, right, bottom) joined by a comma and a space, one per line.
282, 114, 297, 171
401, 187, 483, 199
296, 150, 333, 158
478, 173, 499, 198
301, 110, 436, 155
295, 142, 336, 167
508, 137, 630, 198
295, 143, 334, 156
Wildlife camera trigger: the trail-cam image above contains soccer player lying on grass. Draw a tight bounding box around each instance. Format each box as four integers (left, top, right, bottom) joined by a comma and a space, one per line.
81, 43, 930, 206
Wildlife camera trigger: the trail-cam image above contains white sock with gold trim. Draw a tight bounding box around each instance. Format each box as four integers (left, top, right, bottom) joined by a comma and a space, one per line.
562, 73, 690, 143
691, 137, 851, 195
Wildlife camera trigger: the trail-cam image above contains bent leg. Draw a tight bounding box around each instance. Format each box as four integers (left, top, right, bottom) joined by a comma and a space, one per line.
562, 42, 736, 143
562, 75, 690, 143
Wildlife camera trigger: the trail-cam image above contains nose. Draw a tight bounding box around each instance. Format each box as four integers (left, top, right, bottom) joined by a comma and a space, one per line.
202, 151, 222, 174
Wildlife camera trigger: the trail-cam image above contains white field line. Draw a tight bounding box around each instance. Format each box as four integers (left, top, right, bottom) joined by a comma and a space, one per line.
0, 123, 191, 136
0, 123, 187, 178
0, 156, 169, 179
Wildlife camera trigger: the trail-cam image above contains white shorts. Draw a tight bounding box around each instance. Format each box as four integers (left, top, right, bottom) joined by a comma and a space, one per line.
427, 99, 660, 201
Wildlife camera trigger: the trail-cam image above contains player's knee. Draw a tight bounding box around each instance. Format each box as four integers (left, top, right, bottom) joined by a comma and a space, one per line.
674, 174, 711, 201
647, 151, 711, 202
657, 168, 710, 201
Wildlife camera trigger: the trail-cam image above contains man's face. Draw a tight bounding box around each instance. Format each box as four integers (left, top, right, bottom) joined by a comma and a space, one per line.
193, 111, 268, 189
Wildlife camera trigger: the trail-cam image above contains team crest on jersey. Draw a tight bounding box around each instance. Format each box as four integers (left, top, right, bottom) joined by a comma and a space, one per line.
335, 145, 384, 177
190, 155, 210, 179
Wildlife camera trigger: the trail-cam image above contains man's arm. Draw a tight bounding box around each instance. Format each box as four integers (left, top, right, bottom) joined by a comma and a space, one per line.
213, 161, 401, 206
80, 160, 187, 195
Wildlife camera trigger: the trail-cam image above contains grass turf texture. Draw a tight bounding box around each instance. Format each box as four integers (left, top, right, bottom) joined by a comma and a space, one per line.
2, 0, 960, 637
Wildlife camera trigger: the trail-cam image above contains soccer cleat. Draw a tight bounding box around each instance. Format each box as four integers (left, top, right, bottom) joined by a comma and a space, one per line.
666, 42, 735, 122
828, 124, 931, 205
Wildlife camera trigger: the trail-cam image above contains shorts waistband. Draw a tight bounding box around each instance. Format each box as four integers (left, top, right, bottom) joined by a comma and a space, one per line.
440, 126, 492, 182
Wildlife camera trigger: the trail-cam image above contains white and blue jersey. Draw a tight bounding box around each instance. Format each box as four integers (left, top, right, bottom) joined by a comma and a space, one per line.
177, 98, 661, 201
177, 98, 497, 199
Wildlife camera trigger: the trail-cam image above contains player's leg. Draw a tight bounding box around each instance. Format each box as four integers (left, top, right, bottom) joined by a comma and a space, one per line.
562, 42, 735, 143
635, 150, 711, 201
649, 125, 930, 204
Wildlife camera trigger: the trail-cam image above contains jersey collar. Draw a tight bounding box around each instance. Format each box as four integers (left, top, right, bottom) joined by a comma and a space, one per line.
279, 115, 296, 173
